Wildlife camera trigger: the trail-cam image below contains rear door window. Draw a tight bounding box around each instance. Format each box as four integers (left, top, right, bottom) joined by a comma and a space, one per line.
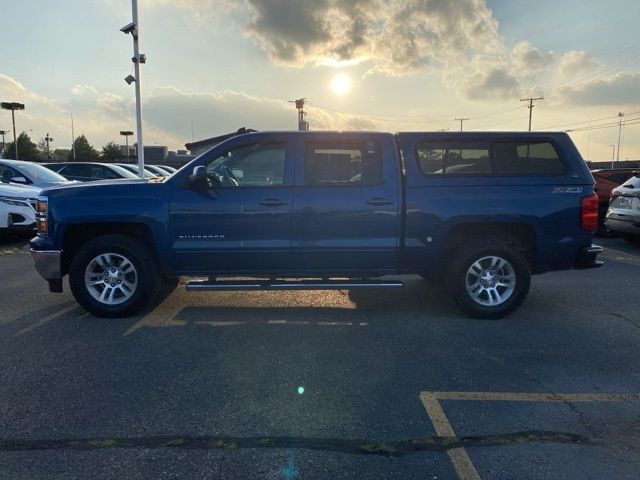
304, 141, 382, 186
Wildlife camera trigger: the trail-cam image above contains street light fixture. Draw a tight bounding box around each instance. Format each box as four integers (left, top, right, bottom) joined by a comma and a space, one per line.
1, 102, 25, 159
120, 130, 134, 162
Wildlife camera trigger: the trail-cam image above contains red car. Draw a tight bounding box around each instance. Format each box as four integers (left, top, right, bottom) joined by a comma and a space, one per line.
591, 168, 637, 232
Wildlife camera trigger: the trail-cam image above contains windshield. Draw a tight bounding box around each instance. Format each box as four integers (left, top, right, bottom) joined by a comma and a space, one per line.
11, 161, 70, 183
110, 164, 140, 178
119, 164, 155, 178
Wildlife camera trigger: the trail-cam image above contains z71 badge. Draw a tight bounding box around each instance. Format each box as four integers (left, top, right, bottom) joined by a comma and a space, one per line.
553, 186, 583, 194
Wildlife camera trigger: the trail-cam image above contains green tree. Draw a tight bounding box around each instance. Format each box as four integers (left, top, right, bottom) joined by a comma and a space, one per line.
52, 149, 71, 162
2, 132, 41, 161
68, 135, 99, 162
100, 141, 122, 162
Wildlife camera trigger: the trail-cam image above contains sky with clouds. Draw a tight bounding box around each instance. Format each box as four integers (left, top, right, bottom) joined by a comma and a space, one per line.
1, 0, 639, 160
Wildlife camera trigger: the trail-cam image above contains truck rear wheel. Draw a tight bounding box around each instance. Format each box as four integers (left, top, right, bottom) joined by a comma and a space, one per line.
69, 234, 161, 318
446, 239, 531, 319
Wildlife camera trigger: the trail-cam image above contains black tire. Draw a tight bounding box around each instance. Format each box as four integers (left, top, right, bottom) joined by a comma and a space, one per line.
623, 234, 640, 246
69, 234, 161, 318
446, 239, 531, 319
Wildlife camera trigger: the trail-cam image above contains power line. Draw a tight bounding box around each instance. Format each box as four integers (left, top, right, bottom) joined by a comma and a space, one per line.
533, 111, 640, 131
455, 117, 469, 131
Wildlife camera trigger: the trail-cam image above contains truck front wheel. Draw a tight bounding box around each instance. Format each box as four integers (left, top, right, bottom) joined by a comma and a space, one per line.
69, 234, 161, 318
446, 240, 531, 319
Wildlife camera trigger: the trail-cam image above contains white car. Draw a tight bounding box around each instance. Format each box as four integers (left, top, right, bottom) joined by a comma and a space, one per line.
0, 159, 72, 189
0, 183, 41, 236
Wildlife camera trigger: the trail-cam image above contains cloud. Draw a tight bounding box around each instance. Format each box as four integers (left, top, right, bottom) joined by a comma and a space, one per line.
510, 41, 555, 76
221, 0, 504, 75
555, 50, 599, 78
144, 86, 383, 142
558, 72, 640, 106
461, 67, 521, 101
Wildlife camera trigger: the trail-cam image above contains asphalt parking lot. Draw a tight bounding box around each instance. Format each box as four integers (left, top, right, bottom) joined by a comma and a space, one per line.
1, 235, 639, 479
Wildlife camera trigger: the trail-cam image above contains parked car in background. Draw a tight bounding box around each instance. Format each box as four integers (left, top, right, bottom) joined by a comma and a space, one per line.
115, 163, 156, 178
605, 173, 640, 245
144, 165, 172, 177
591, 168, 637, 232
154, 165, 178, 174
0, 183, 41, 236
44, 162, 139, 182
0, 159, 72, 189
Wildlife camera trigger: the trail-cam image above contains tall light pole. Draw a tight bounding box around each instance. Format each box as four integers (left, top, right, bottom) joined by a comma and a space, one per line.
120, 130, 134, 162
608, 144, 615, 169
121, 0, 146, 179
70, 113, 76, 161
288, 98, 308, 131
616, 112, 624, 165
1, 102, 25, 159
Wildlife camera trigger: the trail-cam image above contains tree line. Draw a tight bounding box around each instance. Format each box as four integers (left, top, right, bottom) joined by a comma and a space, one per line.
1, 132, 128, 163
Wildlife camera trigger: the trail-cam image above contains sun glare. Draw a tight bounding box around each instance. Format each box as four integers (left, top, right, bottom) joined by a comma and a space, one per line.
330, 73, 352, 95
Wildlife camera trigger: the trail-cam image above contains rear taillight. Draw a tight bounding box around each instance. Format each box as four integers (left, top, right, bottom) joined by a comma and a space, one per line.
581, 193, 599, 232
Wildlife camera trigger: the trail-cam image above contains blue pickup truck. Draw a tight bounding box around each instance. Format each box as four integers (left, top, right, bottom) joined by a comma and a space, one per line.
30, 131, 602, 319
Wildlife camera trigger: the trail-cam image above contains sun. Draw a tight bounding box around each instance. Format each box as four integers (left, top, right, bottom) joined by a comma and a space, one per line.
330, 73, 352, 95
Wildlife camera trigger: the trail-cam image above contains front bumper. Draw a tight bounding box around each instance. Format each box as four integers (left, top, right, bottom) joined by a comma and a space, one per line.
31, 249, 62, 280
574, 244, 604, 270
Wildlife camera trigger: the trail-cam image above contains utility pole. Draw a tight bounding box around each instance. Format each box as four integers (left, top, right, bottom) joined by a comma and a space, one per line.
455, 117, 468, 131
0, 130, 6, 159
520, 96, 543, 131
609, 145, 615, 169
616, 112, 624, 165
45, 133, 54, 161
1, 102, 25, 159
289, 98, 309, 131
121, 0, 147, 178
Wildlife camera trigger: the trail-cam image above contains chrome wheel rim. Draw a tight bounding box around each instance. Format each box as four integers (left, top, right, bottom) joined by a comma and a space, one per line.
465, 256, 516, 307
84, 253, 138, 305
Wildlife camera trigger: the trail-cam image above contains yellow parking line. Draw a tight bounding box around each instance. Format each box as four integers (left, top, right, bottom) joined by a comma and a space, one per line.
419, 390, 640, 480
424, 391, 640, 402
420, 393, 481, 480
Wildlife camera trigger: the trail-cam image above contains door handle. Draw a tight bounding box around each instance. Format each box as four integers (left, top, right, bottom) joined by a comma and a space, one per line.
366, 197, 393, 206
259, 199, 288, 207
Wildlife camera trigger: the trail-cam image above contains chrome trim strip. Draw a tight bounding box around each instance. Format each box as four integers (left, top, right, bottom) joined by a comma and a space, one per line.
186, 279, 404, 292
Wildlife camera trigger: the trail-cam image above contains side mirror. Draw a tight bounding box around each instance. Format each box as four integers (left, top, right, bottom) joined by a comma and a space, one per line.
187, 165, 208, 189
11, 176, 28, 184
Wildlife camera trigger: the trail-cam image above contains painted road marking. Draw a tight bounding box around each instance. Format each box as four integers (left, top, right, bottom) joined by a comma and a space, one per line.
426, 391, 640, 402
420, 393, 481, 480
419, 391, 640, 480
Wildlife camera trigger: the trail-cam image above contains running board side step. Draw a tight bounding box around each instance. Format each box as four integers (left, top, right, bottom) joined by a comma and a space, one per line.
186, 279, 404, 292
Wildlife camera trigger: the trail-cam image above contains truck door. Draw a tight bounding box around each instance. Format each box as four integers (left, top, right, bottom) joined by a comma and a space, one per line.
169, 138, 294, 274
290, 133, 401, 273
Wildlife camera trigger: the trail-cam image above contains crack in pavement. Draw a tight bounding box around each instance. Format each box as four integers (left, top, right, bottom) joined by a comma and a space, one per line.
0, 431, 586, 457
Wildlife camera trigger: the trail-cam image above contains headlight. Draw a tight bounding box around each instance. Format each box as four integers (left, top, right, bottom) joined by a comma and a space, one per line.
0, 196, 28, 207
36, 196, 48, 236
